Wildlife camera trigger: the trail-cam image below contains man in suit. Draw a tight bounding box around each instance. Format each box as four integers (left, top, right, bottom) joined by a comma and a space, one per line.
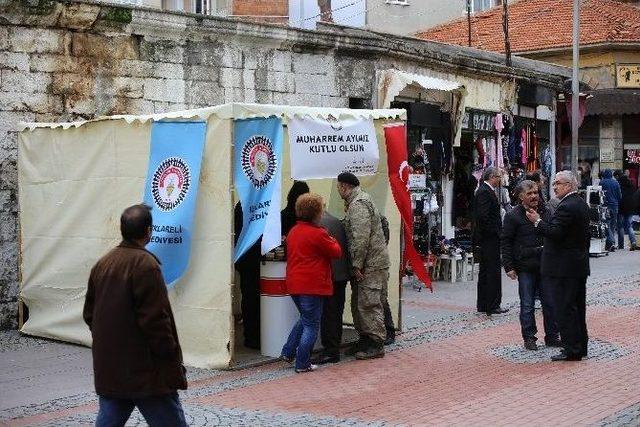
525, 171, 590, 361
473, 167, 508, 316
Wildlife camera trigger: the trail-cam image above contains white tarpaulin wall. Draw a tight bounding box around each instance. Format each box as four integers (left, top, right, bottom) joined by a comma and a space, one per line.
18, 103, 406, 369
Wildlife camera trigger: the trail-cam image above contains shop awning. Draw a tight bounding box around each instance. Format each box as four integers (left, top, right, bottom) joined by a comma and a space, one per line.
585, 89, 640, 116
377, 69, 468, 146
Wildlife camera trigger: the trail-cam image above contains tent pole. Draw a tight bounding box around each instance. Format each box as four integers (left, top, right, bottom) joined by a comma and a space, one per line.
229, 118, 237, 367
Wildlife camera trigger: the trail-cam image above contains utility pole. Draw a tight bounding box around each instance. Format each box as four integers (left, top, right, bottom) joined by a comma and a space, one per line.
502, 0, 511, 66
571, 0, 580, 173
467, 0, 472, 47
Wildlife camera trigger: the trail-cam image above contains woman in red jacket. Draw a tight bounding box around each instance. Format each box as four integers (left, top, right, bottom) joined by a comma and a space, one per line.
280, 193, 342, 373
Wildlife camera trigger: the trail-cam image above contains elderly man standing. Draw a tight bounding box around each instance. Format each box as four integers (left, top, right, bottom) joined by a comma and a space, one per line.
526, 171, 590, 361
337, 172, 389, 360
83, 204, 187, 426
473, 166, 508, 316
502, 180, 560, 350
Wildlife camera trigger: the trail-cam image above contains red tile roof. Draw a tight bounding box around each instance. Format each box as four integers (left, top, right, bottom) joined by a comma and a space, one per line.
415, 0, 640, 54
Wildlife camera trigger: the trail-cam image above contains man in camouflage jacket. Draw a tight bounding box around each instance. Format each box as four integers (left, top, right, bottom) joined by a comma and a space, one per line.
337, 172, 389, 359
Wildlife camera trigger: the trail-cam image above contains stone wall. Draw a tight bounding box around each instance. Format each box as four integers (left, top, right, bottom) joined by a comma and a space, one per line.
0, 0, 570, 328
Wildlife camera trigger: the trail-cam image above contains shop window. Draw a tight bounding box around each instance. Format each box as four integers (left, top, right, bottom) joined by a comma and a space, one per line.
470, 0, 501, 13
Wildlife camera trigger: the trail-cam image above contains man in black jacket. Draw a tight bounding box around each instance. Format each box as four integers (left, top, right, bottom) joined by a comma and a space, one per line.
473, 167, 508, 316
526, 171, 590, 361
502, 180, 560, 351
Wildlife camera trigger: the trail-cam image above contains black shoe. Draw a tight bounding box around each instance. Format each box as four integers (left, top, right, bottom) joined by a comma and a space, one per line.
311, 354, 340, 364
344, 338, 368, 356
524, 339, 538, 351
487, 307, 509, 315
551, 352, 582, 361
544, 339, 563, 348
355, 343, 385, 360
384, 336, 396, 346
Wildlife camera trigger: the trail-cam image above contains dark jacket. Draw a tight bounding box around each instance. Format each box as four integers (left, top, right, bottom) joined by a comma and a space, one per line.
501, 204, 549, 274
473, 182, 502, 242
83, 241, 187, 398
320, 212, 351, 282
618, 175, 637, 216
600, 169, 622, 208
536, 193, 591, 278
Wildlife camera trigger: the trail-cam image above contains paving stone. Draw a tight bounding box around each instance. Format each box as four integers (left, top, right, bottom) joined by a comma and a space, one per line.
1, 271, 638, 426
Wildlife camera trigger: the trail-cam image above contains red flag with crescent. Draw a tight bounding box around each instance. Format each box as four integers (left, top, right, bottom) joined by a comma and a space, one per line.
383, 123, 432, 290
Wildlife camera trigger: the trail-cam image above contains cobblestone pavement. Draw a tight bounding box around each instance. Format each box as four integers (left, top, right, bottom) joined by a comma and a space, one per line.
1, 252, 639, 426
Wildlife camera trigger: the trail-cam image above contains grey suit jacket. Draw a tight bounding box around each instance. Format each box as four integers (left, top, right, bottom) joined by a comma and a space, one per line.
320, 212, 351, 282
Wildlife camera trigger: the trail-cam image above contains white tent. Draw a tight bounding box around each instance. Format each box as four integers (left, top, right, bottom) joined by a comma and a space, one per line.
18, 103, 406, 369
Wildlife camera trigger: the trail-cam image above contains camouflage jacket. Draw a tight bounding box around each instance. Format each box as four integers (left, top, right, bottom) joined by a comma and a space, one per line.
343, 188, 390, 273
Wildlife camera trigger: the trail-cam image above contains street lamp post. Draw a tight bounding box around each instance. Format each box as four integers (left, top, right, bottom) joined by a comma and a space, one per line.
571, 0, 580, 173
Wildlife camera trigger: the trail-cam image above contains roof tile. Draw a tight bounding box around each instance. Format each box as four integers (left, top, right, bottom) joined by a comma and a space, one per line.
415, 0, 640, 53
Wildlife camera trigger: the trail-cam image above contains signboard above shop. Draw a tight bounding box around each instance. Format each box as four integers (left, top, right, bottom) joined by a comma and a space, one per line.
616, 64, 640, 88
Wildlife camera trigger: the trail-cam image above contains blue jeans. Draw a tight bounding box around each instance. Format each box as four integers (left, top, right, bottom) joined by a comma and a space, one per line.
606, 206, 619, 248
617, 214, 637, 248
96, 392, 186, 427
281, 295, 323, 370
518, 272, 558, 342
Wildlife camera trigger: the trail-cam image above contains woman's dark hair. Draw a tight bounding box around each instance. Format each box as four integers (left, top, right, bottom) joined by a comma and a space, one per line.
120, 204, 152, 241
286, 181, 310, 209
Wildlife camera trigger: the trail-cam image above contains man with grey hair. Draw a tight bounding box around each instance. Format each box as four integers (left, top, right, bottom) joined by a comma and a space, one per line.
473, 166, 508, 316
502, 180, 560, 350
526, 171, 590, 361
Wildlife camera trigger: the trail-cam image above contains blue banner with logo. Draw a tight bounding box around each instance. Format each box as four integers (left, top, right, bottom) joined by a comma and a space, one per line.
143, 121, 207, 287
234, 117, 283, 262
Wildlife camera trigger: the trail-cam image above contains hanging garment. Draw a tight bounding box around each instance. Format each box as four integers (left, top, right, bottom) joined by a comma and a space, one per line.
496, 134, 504, 169
494, 113, 504, 134
475, 135, 486, 165
529, 130, 540, 172
541, 146, 552, 179
520, 128, 528, 166
502, 134, 510, 169
484, 137, 494, 168
507, 126, 516, 163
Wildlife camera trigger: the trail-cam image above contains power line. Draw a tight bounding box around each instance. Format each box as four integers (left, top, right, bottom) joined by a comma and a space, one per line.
295, 0, 365, 25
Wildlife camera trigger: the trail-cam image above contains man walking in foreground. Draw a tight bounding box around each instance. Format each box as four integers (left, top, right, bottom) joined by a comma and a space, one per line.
473, 167, 508, 316
83, 204, 187, 426
525, 171, 590, 361
501, 180, 560, 351
337, 172, 389, 360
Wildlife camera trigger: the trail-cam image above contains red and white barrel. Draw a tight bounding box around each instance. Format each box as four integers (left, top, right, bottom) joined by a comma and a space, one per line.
259, 261, 299, 357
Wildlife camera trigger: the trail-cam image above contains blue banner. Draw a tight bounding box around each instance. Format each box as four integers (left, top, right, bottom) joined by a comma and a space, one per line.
234, 117, 283, 262
143, 121, 207, 287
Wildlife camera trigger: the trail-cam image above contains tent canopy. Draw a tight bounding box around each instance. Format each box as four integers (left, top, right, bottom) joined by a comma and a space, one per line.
18, 103, 406, 369
377, 69, 468, 147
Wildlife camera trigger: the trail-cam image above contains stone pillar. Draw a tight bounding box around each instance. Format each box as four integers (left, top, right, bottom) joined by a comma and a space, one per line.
599, 116, 624, 171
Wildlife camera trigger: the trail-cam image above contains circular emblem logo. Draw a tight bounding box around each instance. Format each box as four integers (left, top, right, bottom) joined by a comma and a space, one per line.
151, 157, 191, 212
241, 135, 276, 189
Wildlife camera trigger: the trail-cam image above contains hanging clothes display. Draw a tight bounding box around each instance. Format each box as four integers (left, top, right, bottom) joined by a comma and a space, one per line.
520, 128, 528, 166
